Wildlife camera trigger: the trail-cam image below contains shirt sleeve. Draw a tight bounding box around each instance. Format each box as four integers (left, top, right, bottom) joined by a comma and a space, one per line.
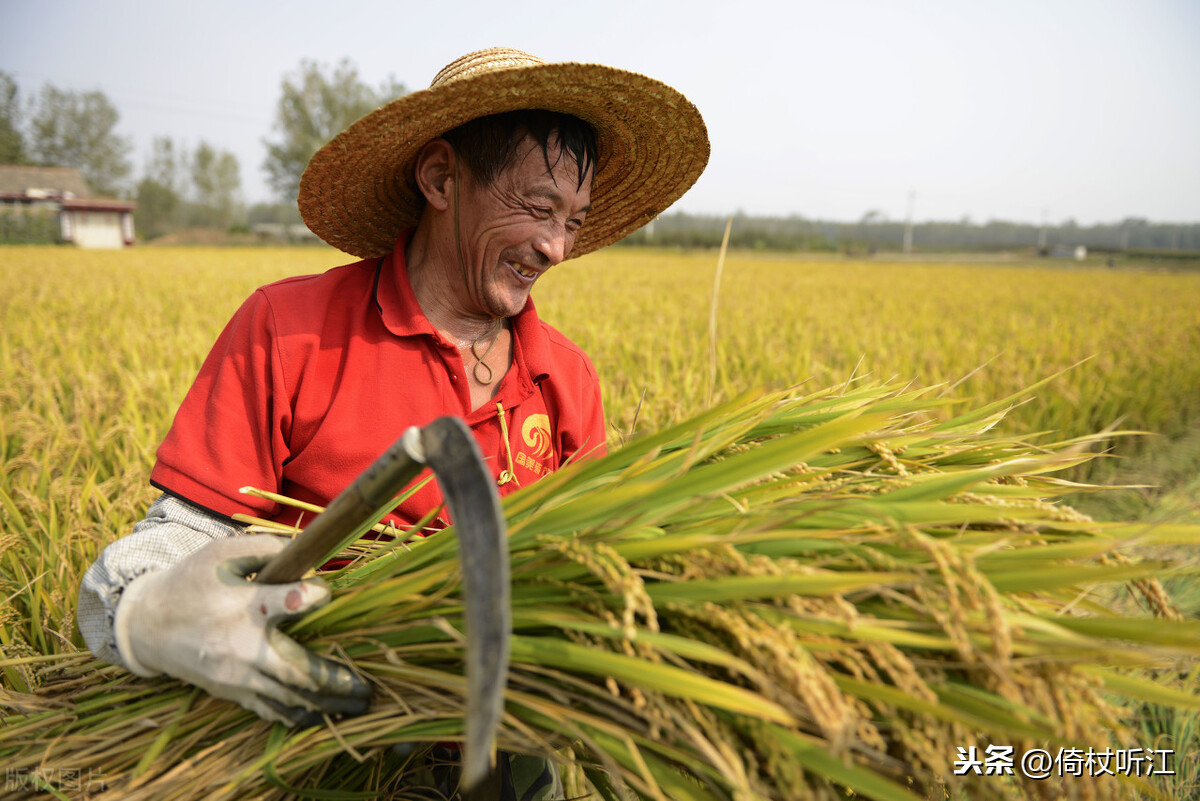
78, 494, 243, 668
150, 289, 293, 519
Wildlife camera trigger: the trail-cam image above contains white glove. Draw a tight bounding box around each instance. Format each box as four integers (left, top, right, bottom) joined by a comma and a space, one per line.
113, 534, 371, 726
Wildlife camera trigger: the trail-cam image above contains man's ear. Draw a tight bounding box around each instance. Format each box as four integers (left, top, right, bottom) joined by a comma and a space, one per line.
414, 139, 456, 212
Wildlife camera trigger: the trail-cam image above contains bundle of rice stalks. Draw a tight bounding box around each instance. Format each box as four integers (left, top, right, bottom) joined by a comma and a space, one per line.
3, 380, 1199, 801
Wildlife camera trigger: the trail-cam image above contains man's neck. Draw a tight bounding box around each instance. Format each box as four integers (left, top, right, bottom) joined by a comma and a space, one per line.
405, 223, 500, 344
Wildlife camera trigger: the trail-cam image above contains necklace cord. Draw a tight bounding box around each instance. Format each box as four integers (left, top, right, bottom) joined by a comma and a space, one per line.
470, 322, 500, 384
452, 152, 501, 386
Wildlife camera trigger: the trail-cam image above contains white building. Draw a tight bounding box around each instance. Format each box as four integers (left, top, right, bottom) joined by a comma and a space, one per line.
1047, 244, 1088, 261
0, 165, 136, 248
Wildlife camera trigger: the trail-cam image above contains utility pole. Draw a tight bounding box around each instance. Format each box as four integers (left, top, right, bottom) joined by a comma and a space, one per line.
903, 190, 915, 255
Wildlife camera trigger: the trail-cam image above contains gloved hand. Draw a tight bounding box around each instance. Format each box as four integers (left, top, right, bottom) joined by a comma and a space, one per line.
113, 534, 371, 726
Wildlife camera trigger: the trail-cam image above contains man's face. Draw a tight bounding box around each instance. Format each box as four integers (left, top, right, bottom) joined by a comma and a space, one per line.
451, 133, 592, 319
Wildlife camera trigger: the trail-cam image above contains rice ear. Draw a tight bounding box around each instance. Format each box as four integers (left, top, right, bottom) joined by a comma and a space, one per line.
5, 382, 1198, 800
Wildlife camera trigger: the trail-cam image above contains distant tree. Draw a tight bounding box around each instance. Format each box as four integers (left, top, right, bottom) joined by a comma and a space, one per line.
0, 72, 26, 164
135, 137, 185, 239
1118, 216, 1149, 250
246, 201, 302, 226
262, 59, 406, 202
190, 141, 242, 229
857, 209, 886, 247
28, 85, 133, 196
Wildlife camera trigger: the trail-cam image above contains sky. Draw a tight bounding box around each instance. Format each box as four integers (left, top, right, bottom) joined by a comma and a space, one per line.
2, 0, 1198, 225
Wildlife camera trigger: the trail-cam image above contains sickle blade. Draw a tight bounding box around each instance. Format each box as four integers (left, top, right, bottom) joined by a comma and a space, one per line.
421, 416, 511, 794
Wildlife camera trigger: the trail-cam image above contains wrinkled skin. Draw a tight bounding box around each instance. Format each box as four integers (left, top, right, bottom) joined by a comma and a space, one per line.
408, 134, 593, 333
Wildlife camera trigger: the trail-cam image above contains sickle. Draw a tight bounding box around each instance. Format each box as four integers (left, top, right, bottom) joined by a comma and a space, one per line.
256, 416, 511, 794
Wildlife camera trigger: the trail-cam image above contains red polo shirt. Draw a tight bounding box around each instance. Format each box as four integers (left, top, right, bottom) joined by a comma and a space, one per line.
150, 231, 605, 531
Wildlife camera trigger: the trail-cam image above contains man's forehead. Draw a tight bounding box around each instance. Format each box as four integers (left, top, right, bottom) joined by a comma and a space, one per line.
511, 132, 582, 168
503, 134, 594, 192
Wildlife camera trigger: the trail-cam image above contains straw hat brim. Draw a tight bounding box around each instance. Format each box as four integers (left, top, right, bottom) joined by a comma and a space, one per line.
298, 60, 709, 260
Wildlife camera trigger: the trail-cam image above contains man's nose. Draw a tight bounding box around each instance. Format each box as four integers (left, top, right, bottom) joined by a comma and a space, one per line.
533, 223, 570, 266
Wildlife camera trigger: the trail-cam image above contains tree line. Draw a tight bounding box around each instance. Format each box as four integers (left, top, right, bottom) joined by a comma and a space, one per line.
1, 62, 404, 241
617, 212, 1200, 255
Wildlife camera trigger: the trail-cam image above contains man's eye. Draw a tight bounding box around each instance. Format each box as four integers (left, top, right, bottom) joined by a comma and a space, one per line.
567, 218, 584, 233
531, 206, 552, 218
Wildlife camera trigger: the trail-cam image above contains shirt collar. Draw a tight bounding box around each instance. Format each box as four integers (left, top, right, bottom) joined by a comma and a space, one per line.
374, 229, 553, 382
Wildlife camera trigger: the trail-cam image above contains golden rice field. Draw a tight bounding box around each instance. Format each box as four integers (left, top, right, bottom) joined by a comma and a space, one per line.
5, 245, 1199, 458
549, 250, 1200, 452
2, 244, 1200, 800
1, 243, 1198, 576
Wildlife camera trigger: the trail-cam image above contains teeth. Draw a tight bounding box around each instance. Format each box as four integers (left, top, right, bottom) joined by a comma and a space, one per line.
513, 263, 536, 279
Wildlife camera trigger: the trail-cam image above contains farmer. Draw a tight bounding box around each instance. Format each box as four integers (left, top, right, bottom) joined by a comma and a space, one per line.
77, 48, 707, 795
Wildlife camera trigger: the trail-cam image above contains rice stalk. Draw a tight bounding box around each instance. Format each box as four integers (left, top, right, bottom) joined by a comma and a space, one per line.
2, 381, 1199, 800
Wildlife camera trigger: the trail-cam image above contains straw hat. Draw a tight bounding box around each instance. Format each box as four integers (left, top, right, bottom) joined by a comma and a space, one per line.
298, 48, 709, 259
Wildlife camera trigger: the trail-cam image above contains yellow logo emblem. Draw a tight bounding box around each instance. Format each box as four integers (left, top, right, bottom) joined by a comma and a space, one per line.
521, 413, 552, 459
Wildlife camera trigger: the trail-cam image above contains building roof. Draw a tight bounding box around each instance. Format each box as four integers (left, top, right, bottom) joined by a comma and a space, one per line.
0, 165, 93, 198
61, 197, 136, 212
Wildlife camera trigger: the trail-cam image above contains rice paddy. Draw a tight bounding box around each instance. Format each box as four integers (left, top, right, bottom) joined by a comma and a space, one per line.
2, 244, 1199, 799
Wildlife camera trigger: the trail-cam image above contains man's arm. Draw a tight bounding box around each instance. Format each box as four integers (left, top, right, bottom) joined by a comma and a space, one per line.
78, 493, 239, 668
78, 494, 371, 725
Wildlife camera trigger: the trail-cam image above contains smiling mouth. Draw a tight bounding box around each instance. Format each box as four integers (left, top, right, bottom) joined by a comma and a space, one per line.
509, 262, 538, 280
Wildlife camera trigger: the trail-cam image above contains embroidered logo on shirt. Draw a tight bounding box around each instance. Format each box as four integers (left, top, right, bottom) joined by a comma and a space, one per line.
516, 413, 553, 478
522, 414, 552, 457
